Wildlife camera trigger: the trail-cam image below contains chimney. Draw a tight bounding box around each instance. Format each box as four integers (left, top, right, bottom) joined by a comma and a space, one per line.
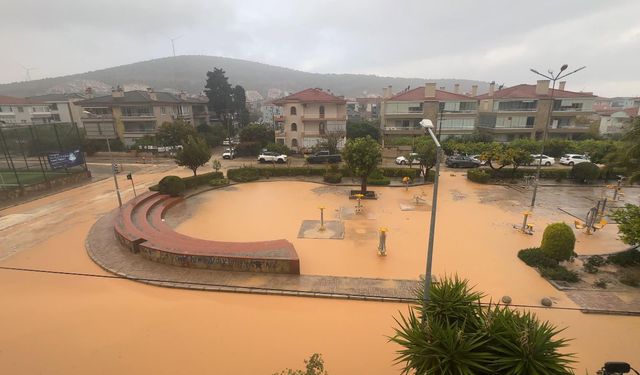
454, 83, 460, 94
147, 87, 157, 101
382, 87, 389, 99
471, 85, 478, 97
178, 90, 187, 100
112, 85, 124, 98
425, 82, 436, 98
84, 87, 94, 99
489, 82, 495, 96
559, 81, 566, 91
536, 80, 550, 96
387, 85, 392, 98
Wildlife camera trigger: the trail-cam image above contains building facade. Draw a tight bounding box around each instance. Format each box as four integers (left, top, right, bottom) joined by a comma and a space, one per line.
0, 95, 52, 126
598, 107, 639, 135
260, 102, 283, 126
379, 83, 478, 145
476, 81, 596, 141
28, 93, 86, 127
273, 88, 347, 152
76, 87, 208, 146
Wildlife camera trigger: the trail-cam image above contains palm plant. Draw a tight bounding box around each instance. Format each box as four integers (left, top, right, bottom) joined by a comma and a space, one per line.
390, 276, 574, 375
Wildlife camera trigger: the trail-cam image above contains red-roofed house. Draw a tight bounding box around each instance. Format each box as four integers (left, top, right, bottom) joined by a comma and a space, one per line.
379, 83, 479, 144
273, 88, 347, 151
0, 95, 53, 126
476, 81, 596, 141
598, 107, 639, 135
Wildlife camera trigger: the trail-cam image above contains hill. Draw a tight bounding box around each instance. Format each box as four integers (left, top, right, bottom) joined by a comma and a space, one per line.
0, 55, 489, 99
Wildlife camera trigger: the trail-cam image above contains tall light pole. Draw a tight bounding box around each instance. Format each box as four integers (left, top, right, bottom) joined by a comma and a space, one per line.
523, 65, 586, 231
419, 119, 442, 314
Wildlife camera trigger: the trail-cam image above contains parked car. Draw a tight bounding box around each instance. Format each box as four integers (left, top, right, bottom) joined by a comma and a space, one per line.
559, 154, 590, 166
306, 150, 342, 164
445, 155, 481, 168
529, 154, 555, 166
258, 151, 287, 163
469, 154, 487, 166
222, 148, 235, 160
395, 153, 420, 165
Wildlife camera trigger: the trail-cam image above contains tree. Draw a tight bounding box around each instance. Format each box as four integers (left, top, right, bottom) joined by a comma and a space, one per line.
481, 144, 532, 172
239, 124, 275, 147
197, 124, 228, 147
611, 204, 640, 246
205, 68, 233, 135
317, 131, 346, 155
273, 353, 328, 375
174, 135, 211, 176
232, 85, 250, 127
157, 120, 196, 147
390, 276, 574, 375
571, 162, 600, 183
607, 117, 640, 183
342, 136, 382, 194
413, 136, 437, 181
346, 120, 380, 140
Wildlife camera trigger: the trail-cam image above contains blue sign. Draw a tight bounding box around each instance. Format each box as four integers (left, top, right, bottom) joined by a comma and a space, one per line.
47, 149, 84, 169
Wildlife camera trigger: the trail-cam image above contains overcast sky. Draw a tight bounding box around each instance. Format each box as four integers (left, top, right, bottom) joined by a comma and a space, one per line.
1, 0, 639, 97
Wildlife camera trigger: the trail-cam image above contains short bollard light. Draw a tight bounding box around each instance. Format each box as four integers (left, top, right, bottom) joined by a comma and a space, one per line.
378, 227, 388, 256
354, 194, 364, 214
318, 206, 326, 231
402, 176, 411, 191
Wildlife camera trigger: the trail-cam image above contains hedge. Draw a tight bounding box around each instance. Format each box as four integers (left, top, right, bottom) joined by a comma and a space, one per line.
227, 168, 261, 182
467, 169, 491, 184
182, 171, 224, 189
158, 176, 185, 197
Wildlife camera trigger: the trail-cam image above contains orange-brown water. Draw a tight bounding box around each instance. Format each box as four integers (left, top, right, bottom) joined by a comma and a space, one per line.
0, 169, 638, 374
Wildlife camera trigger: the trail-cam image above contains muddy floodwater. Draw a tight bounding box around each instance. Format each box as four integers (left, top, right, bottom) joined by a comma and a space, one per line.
0, 168, 639, 374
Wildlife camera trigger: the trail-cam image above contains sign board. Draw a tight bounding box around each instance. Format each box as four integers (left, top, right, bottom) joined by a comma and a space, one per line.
47, 149, 84, 169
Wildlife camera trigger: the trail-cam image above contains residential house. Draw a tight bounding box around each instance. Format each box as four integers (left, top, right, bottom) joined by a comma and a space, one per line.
0, 95, 52, 126
599, 107, 639, 135
476, 81, 596, 141
260, 101, 283, 126
379, 83, 478, 145
76, 87, 209, 146
273, 88, 347, 151
28, 92, 86, 127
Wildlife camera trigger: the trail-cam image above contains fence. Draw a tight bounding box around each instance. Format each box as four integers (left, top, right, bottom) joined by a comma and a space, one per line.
0, 122, 87, 190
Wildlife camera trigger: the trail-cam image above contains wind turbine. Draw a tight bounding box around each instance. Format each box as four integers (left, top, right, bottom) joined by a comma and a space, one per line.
169, 35, 183, 57
20, 64, 37, 81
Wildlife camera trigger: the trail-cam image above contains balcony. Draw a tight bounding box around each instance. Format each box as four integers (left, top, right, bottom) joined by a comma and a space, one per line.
301, 115, 347, 121
382, 126, 424, 135
82, 113, 113, 121
121, 114, 155, 121
0, 112, 15, 116
31, 111, 52, 117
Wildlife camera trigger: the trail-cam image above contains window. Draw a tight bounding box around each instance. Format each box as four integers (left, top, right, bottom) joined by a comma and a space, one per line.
291, 138, 298, 148
496, 100, 537, 111
319, 105, 325, 118
121, 106, 153, 117
526, 117, 535, 126
291, 123, 297, 131
50, 103, 58, 110
52, 114, 61, 122
161, 107, 166, 114
290, 106, 297, 115
319, 122, 326, 135
18, 107, 24, 112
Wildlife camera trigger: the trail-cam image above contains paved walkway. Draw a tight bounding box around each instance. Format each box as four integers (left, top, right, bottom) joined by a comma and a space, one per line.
86, 210, 419, 302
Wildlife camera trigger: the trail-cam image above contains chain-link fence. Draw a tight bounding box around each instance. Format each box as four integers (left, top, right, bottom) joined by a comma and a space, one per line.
0, 122, 87, 190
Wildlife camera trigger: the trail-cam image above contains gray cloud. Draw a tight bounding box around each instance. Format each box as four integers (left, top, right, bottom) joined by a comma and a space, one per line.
1, 0, 639, 96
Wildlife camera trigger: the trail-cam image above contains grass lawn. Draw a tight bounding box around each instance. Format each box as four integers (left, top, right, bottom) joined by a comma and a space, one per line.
0, 170, 70, 187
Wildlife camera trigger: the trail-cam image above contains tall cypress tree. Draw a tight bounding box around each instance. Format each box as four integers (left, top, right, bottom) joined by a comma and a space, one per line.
204, 68, 233, 134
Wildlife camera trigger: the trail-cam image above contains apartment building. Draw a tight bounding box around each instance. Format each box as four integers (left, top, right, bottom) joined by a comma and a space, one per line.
476, 81, 596, 141
273, 88, 347, 151
260, 101, 283, 126
379, 83, 478, 145
599, 107, 639, 135
0, 95, 52, 126
28, 93, 86, 126
76, 87, 209, 146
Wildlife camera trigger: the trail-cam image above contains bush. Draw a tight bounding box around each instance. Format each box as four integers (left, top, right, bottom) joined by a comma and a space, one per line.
607, 248, 640, 267
379, 167, 419, 179
619, 270, 639, 287
593, 279, 608, 289
518, 247, 558, 268
227, 167, 260, 182
209, 178, 229, 187
234, 141, 262, 157
540, 266, 580, 283
540, 223, 576, 262
182, 171, 224, 189
265, 142, 292, 156
467, 169, 491, 184
367, 169, 390, 186
158, 175, 185, 197
571, 162, 600, 183
323, 172, 342, 183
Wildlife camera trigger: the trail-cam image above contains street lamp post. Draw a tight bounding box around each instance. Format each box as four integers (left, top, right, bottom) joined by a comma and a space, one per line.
522, 65, 586, 231
419, 119, 442, 314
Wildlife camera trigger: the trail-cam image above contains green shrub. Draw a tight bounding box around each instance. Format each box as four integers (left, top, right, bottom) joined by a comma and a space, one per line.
323, 172, 342, 183
182, 171, 224, 189
380, 167, 419, 179
571, 162, 600, 183
607, 248, 640, 267
619, 270, 639, 287
158, 175, 185, 197
234, 141, 262, 156
540, 266, 580, 283
586, 255, 606, 267
265, 142, 292, 155
209, 178, 229, 187
593, 279, 608, 289
149, 184, 159, 191
467, 169, 491, 184
367, 169, 391, 186
227, 168, 260, 182
517, 247, 558, 268
540, 223, 576, 262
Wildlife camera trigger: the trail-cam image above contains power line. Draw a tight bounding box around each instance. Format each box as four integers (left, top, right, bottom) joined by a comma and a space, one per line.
0, 265, 638, 315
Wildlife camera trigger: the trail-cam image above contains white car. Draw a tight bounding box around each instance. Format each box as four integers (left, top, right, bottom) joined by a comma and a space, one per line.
258, 151, 287, 163
222, 148, 235, 160
530, 154, 555, 166
395, 153, 420, 165
559, 154, 590, 166
469, 154, 487, 166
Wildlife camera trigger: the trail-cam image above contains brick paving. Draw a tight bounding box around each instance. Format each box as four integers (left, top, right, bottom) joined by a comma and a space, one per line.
86, 210, 419, 302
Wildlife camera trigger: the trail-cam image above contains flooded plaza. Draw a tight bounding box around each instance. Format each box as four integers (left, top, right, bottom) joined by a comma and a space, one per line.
0, 167, 638, 374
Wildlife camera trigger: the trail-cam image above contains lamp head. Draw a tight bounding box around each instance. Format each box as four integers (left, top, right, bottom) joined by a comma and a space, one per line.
419, 119, 434, 129
560, 64, 568, 72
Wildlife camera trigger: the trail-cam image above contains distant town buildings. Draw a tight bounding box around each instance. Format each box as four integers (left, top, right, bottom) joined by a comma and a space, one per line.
0, 95, 53, 126
260, 102, 283, 126
76, 87, 208, 146
598, 106, 639, 135
273, 88, 347, 151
